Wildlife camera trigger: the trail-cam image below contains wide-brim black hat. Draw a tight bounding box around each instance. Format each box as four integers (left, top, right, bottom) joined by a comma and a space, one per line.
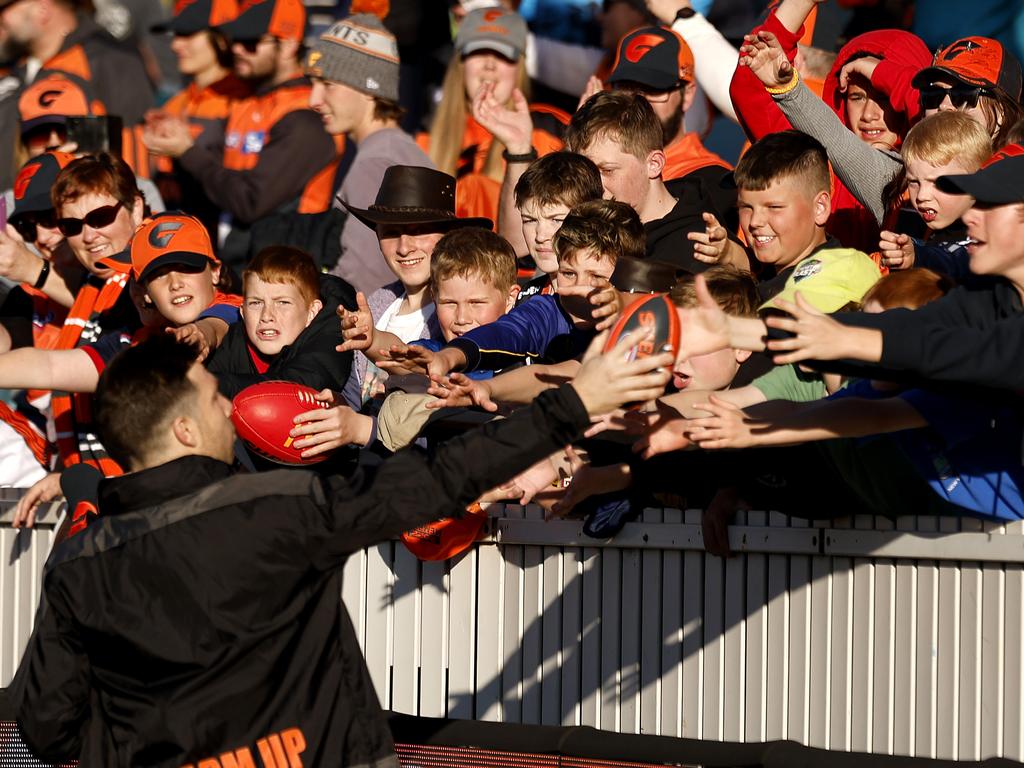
342, 165, 493, 231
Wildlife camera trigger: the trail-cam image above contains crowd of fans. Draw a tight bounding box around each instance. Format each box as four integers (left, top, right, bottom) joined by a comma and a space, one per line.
2, 0, 1024, 762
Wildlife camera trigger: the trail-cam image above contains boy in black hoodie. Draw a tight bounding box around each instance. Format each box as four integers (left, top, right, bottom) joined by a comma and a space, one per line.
565, 90, 747, 273
206, 246, 356, 397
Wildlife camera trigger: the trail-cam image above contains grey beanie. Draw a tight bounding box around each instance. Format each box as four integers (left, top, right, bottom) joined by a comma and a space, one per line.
306, 14, 400, 103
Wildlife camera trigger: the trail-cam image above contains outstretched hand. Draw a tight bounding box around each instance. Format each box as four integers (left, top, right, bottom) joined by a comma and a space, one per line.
336, 291, 374, 353
12, 471, 63, 529
631, 399, 689, 459
675, 273, 732, 360
686, 395, 760, 450
571, 327, 673, 417
425, 372, 498, 412
765, 291, 847, 364
738, 31, 794, 89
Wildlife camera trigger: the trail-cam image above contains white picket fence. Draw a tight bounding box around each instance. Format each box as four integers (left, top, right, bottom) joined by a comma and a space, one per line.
3, 495, 1024, 762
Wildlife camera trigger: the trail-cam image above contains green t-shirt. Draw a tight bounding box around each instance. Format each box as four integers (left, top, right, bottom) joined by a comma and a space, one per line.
750, 363, 827, 403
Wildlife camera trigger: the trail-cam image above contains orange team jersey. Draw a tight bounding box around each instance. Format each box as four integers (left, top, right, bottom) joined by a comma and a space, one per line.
223, 81, 344, 214
417, 104, 569, 222
662, 131, 731, 181
51, 272, 129, 476
153, 75, 251, 175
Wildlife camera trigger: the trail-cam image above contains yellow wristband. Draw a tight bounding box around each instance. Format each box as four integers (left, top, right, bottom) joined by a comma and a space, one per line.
765, 68, 800, 96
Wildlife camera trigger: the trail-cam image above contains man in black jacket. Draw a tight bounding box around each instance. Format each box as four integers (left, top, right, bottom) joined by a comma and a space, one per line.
10, 331, 670, 767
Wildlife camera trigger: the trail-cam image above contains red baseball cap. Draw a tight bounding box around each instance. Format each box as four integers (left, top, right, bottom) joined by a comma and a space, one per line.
609, 26, 694, 91
912, 36, 1023, 100
401, 505, 488, 562
100, 213, 218, 282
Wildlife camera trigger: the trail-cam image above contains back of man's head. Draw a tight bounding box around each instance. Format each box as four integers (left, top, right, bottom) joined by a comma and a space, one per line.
733, 130, 830, 195
95, 336, 200, 471
552, 198, 645, 264
514, 151, 603, 211
565, 91, 665, 159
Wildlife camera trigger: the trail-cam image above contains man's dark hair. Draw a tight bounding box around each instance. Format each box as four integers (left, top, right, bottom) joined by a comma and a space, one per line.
94, 336, 199, 469
732, 130, 831, 194
514, 151, 603, 210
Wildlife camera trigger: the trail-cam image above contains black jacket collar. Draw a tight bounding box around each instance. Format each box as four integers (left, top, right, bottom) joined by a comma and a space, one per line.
99, 455, 234, 515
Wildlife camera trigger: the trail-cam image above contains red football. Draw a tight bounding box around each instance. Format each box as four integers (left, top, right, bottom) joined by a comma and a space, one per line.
603, 293, 680, 361
231, 381, 332, 465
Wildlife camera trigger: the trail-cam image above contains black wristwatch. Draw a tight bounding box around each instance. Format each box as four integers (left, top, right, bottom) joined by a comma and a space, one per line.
675, 6, 697, 20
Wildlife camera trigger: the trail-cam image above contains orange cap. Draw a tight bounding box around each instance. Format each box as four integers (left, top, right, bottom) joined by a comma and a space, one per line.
609, 26, 694, 90
106, 213, 218, 282
913, 36, 1023, 99
217, 0, 305, 42
401, 505, 488, 561
18, 75, 101, 133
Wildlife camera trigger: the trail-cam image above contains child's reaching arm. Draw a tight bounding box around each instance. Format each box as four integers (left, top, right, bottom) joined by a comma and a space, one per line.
687, 392, 925, 449
740, 31, 901, 226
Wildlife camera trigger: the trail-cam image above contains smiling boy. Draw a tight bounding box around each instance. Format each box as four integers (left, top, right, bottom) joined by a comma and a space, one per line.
733, 130, 835, 301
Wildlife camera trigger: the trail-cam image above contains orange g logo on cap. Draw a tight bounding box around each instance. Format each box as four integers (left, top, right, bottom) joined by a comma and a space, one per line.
100, 213, 219, 283
625, 33, 666, 64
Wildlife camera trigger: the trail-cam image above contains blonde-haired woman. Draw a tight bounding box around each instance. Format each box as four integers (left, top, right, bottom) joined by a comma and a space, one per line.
420, 7, 568, 223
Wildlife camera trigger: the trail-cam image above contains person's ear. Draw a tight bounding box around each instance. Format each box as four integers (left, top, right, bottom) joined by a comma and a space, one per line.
812, 189, 831, 226
306, 299, 323, 326
681, 80, 697, 114
130, 195, 145, 227
171, 415, 199, 449
733, 348, 752, 364
210, 262, 222, 287
647, 149, 666, 180
505, 284, 520, 312
278, 38, 300, 66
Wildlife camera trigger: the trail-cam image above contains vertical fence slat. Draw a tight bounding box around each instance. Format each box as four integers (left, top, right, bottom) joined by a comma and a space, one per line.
660, 508, 683, 739
893, 516, 917, 755
365, 542, 393, 710
871, 515, 896, 756
851, 515, 875, 753
600, 547, 622, 732
580, 545, 602, 728
808, 526, 831, 748
765, 511, 790, 742
788, 516, 812, 745
419, 559, 447, 718
937, 515, 960, 759
915, 516, 938, 758
960, 518, 983, 760
521, 505, 544, 724
1005, 521, 1024, 762
476, 541, 503, 721
619, 543, 642, 734
981, 558, 1004, 757
681, 509, 703, 739
447, 548, 476, 719
745, 510, 767, 742
561, 547, 583, 726
540, 542, 563, 725
500, 505, 525, 724
391, 545, 419, 714
640, 508, 663, 735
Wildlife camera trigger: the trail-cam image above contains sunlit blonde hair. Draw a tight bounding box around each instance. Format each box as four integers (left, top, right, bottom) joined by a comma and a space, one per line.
901, 110, 993, 170
427, 54, 531, 183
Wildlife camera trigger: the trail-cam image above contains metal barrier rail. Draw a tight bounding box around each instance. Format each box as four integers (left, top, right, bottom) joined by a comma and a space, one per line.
3, 490, 1023, 761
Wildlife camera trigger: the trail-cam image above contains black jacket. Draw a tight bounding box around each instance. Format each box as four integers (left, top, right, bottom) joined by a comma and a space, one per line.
207, 273, 357, 398
647, 172, 740, 275
824, 278, 1024, 389
10, 385, 591, 766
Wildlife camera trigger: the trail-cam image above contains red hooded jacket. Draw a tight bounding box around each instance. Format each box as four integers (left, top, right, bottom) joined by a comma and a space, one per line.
729, 12, 931, 251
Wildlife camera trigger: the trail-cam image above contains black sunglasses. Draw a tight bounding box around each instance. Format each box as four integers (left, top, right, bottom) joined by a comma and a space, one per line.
11, 209, 59, 243
57, 201, 123, 237
234, 36, 273, 53
919, 83, 992, 111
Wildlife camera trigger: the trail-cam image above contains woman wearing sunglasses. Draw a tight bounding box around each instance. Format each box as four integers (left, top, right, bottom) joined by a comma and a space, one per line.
911, 37, 1024, 151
